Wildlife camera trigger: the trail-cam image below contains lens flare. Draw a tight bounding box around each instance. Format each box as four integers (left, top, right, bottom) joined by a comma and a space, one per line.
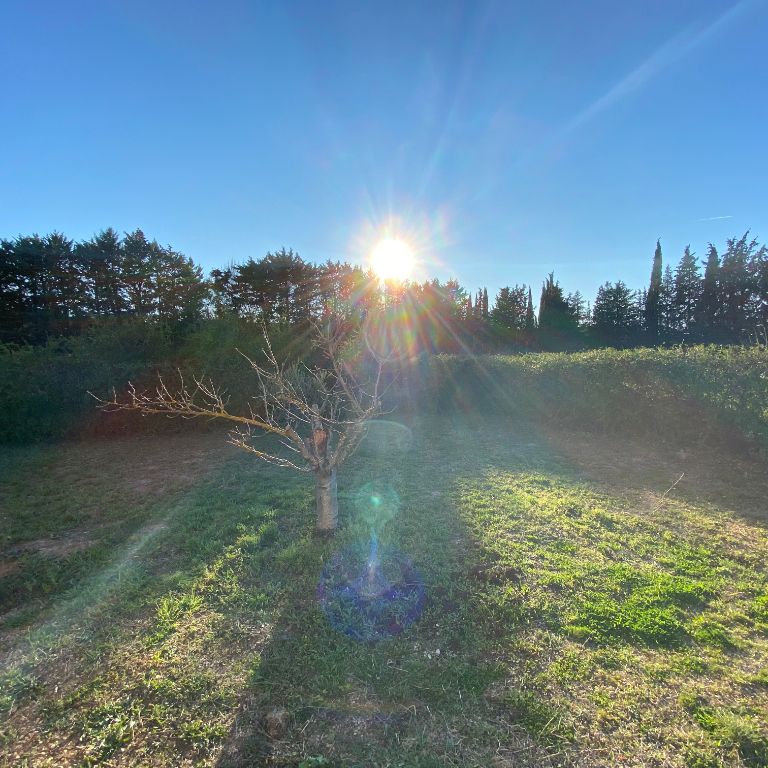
353, 482, 400, 530
317, 538, 425, 642
359, 421, 414, 456
370, 238, 415, 282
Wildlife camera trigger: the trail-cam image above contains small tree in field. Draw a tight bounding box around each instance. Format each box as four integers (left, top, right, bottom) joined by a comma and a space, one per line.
95, 321, 389, 533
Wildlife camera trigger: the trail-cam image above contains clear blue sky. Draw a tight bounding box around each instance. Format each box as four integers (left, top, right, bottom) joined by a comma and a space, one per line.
1, 0, 766, 304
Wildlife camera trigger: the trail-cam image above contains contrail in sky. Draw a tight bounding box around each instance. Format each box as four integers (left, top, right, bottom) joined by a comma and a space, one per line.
563, 0, 758, 135
697, 215, 733, 221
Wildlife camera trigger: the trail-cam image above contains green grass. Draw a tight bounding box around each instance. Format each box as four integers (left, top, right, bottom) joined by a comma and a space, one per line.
1, 413, 767, 766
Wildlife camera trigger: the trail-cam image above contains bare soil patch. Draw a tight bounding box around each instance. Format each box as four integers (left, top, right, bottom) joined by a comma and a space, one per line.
48, 430, 234, 501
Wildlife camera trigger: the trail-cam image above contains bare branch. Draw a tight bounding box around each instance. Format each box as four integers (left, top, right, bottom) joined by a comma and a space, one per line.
92, 318, 391, 475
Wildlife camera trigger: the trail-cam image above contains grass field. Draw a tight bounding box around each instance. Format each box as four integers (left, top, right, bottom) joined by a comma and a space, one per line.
1, 412, 768, 767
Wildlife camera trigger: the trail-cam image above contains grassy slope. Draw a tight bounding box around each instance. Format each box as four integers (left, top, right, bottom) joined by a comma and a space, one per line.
1, 414, 767, 767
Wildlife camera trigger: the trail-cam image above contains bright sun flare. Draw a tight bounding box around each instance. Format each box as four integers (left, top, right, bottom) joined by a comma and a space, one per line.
370, 238, 415, 282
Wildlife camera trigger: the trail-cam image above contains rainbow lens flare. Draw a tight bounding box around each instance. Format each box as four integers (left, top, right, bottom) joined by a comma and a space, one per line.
317, 536, 425, 642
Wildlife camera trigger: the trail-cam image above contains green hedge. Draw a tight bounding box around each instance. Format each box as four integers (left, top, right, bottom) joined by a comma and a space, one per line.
0, 321, 174, 443
2, 323, 766, 450
395, 346, 768, 447
0, 317, 313, 443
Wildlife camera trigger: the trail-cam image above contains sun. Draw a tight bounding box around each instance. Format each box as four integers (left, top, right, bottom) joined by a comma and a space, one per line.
370, 238, 415, 282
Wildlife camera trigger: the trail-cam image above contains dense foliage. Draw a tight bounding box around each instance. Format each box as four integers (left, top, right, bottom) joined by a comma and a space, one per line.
0, 321, 176, 442
0, 229, 206, 343
1, 226, 766, 445
2, 227, 766, 350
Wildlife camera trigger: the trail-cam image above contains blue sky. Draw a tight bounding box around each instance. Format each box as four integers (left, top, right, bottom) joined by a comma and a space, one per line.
1, 0, 766, 303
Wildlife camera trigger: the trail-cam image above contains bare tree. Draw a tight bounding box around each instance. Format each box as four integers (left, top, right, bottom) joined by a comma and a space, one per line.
93, 321, 389, 533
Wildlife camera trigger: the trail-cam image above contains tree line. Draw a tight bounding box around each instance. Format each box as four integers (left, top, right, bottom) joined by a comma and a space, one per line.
593, 234, 768, 346
0, 229, 206, 343
1, 227, 766, 349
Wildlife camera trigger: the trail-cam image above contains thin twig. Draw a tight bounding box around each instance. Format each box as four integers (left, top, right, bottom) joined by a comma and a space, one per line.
651, 472, 685, 513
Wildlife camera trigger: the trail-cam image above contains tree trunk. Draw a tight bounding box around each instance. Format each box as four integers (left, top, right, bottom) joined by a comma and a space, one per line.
315, 468, 338, 533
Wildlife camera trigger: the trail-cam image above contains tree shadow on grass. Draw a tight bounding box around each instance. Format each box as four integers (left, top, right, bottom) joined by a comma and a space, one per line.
0, 414, 628, 764
437, 412, 768, 768
213, 413, 575, 767
6, 412, 763, 766
536, 422, 768, 525
217, 409, 735, 763
150, 412, 767, 767
0, 436, 318, 765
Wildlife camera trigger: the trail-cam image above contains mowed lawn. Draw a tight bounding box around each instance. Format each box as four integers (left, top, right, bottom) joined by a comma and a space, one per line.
1, 415, 768, 767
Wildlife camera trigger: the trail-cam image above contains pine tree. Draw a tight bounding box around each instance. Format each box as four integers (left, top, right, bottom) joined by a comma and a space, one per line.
659, 264, 675, 337
0, 238, 24, 342
78, 228, 126, 317
122, 229, 161, 316
673, 245, 701, 337
42, 232, 82, 334
482, 287, 489, 319
752, 243, 768, 326
566, 290, 586, 326
719, 232, 758, 338
490, 286, 527, 330
155, 248, 207, 325
592, 281, 639, 345
644, 239, 663, 339
635, 289, 647, 336
697, 244, 720, 337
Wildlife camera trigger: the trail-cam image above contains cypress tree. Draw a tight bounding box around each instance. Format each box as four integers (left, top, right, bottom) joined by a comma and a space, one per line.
538, 273, 572, 330
525, 287, 536, 329
644, 239, 663, 339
